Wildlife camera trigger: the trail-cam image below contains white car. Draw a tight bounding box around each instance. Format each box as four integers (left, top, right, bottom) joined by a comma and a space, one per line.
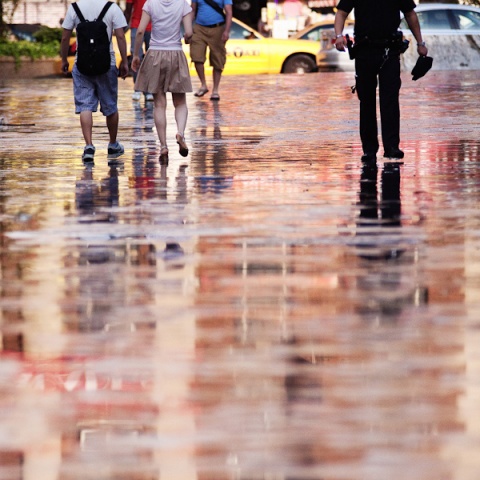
316, 3, 480, 71
400, 3, 480, 70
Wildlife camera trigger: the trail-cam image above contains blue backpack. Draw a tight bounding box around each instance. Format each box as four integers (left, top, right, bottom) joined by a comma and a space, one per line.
72, 2, 113, 76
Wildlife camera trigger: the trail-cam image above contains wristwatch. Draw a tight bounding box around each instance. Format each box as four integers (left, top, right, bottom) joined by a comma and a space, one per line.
336, 34, 343, 38
417, 41, 426, 47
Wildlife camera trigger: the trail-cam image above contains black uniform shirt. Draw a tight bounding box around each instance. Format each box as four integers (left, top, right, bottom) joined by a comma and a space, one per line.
337, 0, 417, 39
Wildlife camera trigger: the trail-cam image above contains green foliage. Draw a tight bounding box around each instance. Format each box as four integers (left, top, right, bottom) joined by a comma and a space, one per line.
33, 26, 63, 44
0, 39, 60, 67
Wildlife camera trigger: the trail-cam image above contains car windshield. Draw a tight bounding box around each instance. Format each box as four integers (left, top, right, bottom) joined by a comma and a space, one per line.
230, 22, 260, 40
300, 28, 323, 42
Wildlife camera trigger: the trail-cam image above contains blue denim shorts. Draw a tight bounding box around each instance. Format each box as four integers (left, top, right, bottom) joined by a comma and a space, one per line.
72, 64, 119, 117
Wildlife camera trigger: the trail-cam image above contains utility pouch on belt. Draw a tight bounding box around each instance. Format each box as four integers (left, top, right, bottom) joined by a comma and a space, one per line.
355, 31, 410, 54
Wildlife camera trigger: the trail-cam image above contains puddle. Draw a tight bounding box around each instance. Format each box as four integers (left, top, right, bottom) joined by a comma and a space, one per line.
1, 72, 480, 479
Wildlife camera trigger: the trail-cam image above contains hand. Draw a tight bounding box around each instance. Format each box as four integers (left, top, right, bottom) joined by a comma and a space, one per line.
61, 60, 69, 74
119, 59, 129, 79
131, 55, 140, 72
417, 44, 428, 57
221, 31, 230, 43
184, 33, 193, 44
335, 37, 346, 52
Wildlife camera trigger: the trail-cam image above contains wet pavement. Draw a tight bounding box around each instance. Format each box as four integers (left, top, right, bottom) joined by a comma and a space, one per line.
1, 70, 480, 479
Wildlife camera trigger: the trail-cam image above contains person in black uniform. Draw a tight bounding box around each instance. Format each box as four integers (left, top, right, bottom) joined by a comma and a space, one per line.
334, 0, 428, 162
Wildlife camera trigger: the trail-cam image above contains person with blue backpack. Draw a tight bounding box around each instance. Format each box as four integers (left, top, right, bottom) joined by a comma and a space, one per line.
61, 0, 129, 162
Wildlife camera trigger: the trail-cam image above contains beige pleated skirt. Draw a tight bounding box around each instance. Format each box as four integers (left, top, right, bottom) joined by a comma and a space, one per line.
134, 49, 193, 94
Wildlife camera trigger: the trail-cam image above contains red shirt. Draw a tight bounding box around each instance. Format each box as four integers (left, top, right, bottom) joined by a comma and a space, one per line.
127, 0, 152, 31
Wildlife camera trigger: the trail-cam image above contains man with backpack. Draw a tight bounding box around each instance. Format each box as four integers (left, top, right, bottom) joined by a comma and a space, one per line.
61, 0, 129, 162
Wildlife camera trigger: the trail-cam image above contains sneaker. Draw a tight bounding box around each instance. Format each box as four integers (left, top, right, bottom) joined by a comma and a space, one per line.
145, 93, 154, 102
82, 145, 95, 162
132, 91, 142, 101
108, 142, 124, 158
383, 148, 404, 159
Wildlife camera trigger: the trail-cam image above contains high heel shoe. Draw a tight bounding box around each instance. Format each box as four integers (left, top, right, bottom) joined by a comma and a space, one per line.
159, 146, 169, 165
176, 133, 189, 157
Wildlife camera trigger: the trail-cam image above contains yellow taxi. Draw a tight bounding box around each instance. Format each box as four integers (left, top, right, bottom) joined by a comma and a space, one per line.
58, 18, 320, 76
202, 17, 319, 74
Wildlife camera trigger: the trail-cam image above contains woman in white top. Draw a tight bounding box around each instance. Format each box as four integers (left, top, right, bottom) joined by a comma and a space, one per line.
132, 0, 194, 164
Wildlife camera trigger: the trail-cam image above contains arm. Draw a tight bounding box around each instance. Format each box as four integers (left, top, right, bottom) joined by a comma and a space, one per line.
124, 2, 133, 25
114, 27, 129, 78
131, 11, 151, 72
334, 9, 349, 51
222, 4, 233, 43
183, 11, 194, 44
60, 28, 72, 74
404, 9, 428, 56
191, 2, 198, 18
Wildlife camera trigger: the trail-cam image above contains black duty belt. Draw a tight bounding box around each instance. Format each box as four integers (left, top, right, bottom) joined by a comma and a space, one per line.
202, 21, 225, 28
356, 32, 405, 48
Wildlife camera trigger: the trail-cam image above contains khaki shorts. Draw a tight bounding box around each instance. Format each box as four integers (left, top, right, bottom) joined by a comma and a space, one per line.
190, 23, 227, 71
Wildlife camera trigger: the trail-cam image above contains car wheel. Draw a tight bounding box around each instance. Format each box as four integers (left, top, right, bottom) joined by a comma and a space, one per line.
282, 54, 317, 74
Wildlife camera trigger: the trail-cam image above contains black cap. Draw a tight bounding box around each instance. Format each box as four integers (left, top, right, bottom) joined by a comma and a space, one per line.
411, 56, 433, 81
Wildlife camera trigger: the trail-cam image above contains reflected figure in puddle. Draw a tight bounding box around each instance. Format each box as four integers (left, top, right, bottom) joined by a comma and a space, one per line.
72, 165, 159, 332
132, 142, 160, 201
131, 102, 160, 197
194, 101, 233, 194
356, 162, 402, 260
355, 162, 428, 320
75, 165, 120, 220
133, 100, 155, 134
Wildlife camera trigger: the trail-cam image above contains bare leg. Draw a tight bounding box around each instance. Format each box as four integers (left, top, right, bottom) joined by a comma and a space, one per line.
172, 93, 188, 137
80, 111, 93, 145
153, 92, 168, 147
173, 92, 189, 156
194, 62, 208, 92
212, 68, 222, 97
106, 111, 119, 144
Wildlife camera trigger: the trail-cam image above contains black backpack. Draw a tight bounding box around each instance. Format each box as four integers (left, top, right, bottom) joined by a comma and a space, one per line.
72, 2, 113, 76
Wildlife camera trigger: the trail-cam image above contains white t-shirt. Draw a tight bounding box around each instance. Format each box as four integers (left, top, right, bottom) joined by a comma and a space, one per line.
62, 0, 127, 61
143, 0, 192, 50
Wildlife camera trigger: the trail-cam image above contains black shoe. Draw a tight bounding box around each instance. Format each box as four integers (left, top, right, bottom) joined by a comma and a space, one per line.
383, 148, 404, 159
361, 152, 377, 162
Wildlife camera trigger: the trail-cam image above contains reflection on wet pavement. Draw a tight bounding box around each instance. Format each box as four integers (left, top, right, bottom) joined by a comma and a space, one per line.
1, 71, 480, 479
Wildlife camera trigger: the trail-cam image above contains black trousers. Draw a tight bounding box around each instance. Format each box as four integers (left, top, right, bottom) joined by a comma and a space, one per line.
355, 51, 401, 154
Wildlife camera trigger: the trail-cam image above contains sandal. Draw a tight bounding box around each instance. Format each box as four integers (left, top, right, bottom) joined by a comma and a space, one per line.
194, 87, 209, 97
159, 146, 169, 165
176, 133, 189, 157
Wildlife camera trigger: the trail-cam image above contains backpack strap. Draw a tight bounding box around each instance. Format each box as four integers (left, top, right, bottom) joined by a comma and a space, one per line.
97, 2, 113, 22
203, 0, 226, 19
72, 2, 112, 23
71, 3, 86, 23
